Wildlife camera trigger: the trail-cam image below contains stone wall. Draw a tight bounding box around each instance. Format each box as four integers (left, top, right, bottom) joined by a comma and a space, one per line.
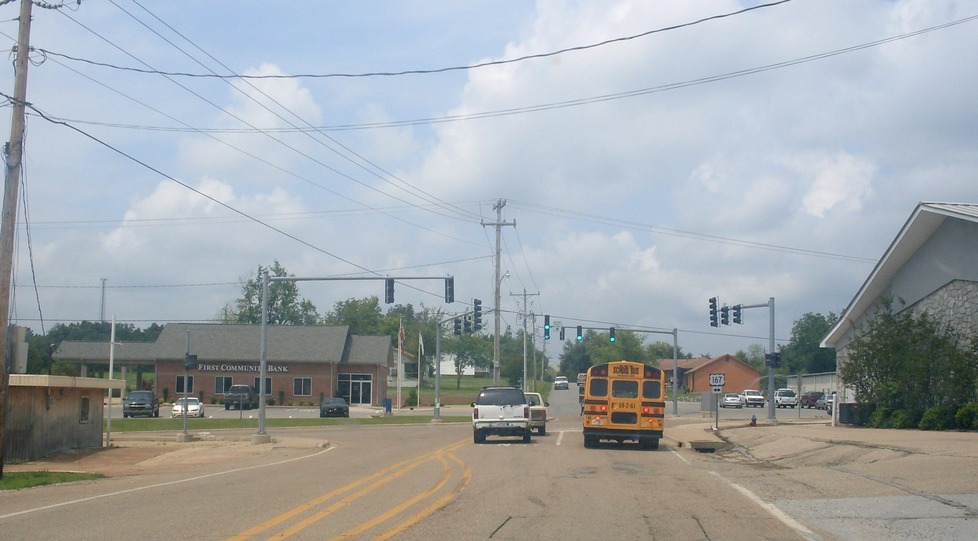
908, 279, 978, 343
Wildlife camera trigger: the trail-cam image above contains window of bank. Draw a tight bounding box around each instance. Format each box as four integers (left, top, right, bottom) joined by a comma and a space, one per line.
294, 377, 312, 397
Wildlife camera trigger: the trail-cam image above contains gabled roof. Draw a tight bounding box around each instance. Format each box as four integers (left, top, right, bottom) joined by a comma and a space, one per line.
54, 323, 390, 366
659, 357, 712, 371
821, 202, 978, 348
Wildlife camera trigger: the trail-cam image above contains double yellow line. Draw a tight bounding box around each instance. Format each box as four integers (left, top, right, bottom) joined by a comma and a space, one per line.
226, 438, 470, 541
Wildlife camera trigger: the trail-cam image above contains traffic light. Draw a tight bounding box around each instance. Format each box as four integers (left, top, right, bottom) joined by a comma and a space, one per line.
463, 315, 472, 333
453, 317, 462, 335
709, 297, 719, 327
559, 326, 565, 340
720, 305, 730, 326
384, 278, 395, 304
732, 304, 743, 324
609, 327, 616, 342
472, 298, 482, 331
576, 325, 583, 341
544, 315, 551, 340
444, 277, 454, 303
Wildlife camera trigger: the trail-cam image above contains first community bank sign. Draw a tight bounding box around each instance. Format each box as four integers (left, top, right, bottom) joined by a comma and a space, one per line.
198, 363, 290, 373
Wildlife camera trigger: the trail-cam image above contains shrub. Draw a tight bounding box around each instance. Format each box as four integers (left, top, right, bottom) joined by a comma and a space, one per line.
919, 404, 958, 430
956, 402, 978, 430
867, 406, 892, 428
887, 409, 919, 429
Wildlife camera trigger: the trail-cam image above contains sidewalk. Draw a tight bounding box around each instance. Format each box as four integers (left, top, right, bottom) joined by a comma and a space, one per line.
666, 416, 978, 458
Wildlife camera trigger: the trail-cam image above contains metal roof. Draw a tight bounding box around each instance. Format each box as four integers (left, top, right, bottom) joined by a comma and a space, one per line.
821, 202, 978, 348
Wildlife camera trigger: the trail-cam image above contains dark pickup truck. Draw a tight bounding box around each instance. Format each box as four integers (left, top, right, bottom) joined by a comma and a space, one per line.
122, 390, 159, 418
224, 384, 259, 410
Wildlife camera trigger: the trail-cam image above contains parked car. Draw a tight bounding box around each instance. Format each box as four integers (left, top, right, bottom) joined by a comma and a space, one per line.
774, 388, 798, 408
801, 391, 825, 409
524, 392, 549, 435
171, 397, 204, 418
742, 389, 765, 408
720, 393, 745, 408
122, 390, 159, 418
825, 393, 835, 414
319, 397, 350, 418
553, 376, 569, 390
224, 384, 259, 410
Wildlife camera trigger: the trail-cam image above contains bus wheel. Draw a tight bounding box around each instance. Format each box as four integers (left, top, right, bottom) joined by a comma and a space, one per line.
583, 435, 598, 448
640, 437, 660, 450
522, 433, 532, 443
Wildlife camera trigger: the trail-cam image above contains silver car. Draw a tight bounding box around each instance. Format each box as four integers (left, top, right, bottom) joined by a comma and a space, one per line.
720, 393, 745, 408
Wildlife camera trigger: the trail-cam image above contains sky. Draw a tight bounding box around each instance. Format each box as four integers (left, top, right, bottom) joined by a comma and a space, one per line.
1, 0, 977, 360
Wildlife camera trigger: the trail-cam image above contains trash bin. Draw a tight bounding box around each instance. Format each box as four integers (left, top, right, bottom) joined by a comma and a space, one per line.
383, 398, 392, 413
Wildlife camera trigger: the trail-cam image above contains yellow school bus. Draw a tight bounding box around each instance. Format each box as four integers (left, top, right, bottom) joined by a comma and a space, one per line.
582, 360, 665, 450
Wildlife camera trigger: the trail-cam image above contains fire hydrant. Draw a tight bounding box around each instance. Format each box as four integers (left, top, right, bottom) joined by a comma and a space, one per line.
749, 414, 757, 427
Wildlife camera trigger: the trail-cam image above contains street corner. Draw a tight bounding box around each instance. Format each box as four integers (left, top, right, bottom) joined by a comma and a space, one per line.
666, 422, 730, 453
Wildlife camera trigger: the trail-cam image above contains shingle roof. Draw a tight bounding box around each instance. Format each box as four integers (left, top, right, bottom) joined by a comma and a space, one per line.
54, 323, 390, 366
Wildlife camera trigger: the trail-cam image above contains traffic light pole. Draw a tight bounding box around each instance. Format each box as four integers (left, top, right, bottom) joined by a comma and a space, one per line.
734, 298, 777, 419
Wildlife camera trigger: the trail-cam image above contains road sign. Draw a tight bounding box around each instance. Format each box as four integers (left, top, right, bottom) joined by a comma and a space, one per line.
712, 386, 723, 394
709, 373, 725, 387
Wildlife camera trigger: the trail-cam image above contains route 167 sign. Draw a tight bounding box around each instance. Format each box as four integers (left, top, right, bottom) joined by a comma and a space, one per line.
709, 373, 725, 387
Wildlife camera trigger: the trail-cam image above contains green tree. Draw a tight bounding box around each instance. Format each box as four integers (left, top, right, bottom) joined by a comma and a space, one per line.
324, 297, 384, 336
734, 343, 766, 372
839, 299, 978, 424
559, 338, 591, 376
781, 312, 839, 373
222, 261, 319, 325
646, 340, 690, 362
585, 329, 650, 365
445, 332, 492, 389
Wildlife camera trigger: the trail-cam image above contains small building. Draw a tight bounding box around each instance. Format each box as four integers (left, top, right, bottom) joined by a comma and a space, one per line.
54, 323, 393, 407
660, 355, 762, 393
3, 374, 123, 463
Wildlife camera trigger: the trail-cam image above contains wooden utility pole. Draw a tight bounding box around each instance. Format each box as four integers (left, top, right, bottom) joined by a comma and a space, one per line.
482, 199, 515, 385
0, 0, 35, 478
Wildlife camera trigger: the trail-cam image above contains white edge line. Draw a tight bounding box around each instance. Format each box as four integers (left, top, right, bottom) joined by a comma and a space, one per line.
709, 471, 823, 541
0, 445, 335, 520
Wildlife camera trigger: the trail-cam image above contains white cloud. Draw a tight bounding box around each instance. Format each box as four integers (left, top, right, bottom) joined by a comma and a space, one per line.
801, 153, 876, 218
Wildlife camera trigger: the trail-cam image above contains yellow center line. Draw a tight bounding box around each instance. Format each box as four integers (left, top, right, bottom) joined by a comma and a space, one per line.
373, 445, 473, 541
225, 442, 460, 541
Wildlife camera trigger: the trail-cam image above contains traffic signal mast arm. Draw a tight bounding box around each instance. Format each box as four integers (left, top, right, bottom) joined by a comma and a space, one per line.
269, 275, 457, 304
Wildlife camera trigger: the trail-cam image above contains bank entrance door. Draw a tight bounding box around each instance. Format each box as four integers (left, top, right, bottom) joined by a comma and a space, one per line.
339, 373, 373, 405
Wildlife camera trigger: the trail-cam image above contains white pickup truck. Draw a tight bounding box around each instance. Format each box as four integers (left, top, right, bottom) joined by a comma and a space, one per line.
471, 386, 532, 444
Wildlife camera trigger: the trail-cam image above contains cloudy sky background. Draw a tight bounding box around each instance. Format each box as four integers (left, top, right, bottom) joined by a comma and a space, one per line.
2, 0, 977, 358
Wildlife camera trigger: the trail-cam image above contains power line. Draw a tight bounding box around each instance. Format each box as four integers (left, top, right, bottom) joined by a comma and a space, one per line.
42, 1, 793, 80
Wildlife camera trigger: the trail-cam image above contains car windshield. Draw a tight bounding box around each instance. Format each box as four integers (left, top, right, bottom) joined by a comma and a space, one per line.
323, 398, 345, 405
526, 395, 541, 406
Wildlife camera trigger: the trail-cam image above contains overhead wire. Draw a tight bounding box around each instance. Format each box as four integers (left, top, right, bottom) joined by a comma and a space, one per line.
45, 1, 793, 80
120, 0, 479, 224
53, 9, 479, 255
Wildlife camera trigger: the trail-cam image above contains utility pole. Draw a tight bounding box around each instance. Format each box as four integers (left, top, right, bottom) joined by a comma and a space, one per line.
482, 199, 515, 385
0, 0, 35, 479
510, 289, 538, 391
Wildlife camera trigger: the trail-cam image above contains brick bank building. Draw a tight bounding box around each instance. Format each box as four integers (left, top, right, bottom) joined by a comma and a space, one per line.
54, 323, 393, 407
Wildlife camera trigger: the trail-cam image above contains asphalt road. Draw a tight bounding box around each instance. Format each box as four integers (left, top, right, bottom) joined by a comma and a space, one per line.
4, 388, 973, 540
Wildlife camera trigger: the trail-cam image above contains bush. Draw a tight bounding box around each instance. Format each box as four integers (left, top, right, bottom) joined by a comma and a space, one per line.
867, 406, 891, 428
887, 409, 919, 429
919, 404, 958, 430
956, 402, 978, 430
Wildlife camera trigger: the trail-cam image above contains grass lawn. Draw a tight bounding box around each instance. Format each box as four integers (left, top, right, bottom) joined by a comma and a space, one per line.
0, 471, 104, 491
391, 375, 552, 407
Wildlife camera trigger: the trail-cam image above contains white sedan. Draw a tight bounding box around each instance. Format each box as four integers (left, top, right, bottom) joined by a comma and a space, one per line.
720, 393, 745, 408
171, 397, 205, 418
